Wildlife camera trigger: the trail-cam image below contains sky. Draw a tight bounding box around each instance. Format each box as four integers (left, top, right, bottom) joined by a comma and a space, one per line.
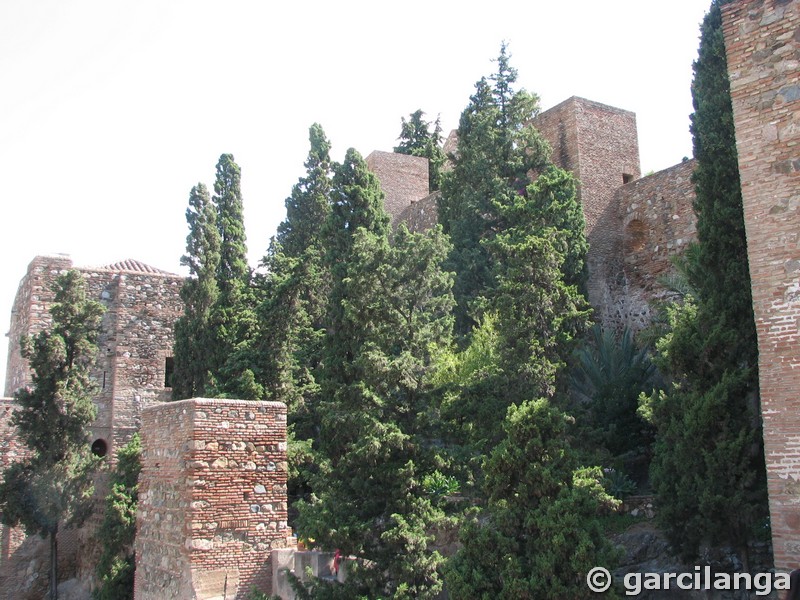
0, 0, 711, 390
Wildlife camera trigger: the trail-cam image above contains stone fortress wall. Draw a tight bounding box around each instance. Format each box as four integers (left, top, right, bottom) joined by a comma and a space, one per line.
134, 398, 294, 599
2, 0, 799, 590
0, 255, 184, 599
370, 96, 699, 331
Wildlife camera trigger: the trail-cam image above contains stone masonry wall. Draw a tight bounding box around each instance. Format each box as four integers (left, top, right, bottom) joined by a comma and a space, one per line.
617, 159, 698, 329
134, 398, 295, 600
1, 256, 184, 592
723, 0, 800, 572
534, 97, 642, 327
397, 192, 441, 233
3, 254, 73, 396
366, 151, 430, 228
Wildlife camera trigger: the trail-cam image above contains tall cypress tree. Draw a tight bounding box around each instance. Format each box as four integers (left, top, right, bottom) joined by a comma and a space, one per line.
297, 149, 455, 598
320, 148, 391, 393
258, 124, 332, 433
276, 123, 334, 257
214, 153, 250, 290
173, 154, 259, 400
646, 0, 768, 567
210, 153, 260, 399
439, 43, 551, 334
0, 270, 104, 600
172, 183, 220, 400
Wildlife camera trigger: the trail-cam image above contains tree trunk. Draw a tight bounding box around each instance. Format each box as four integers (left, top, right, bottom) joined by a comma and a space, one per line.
50, 523, 58, 600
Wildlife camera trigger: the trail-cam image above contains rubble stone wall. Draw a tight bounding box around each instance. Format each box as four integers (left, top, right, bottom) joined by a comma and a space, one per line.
617, 159, 698, 329
134, 398, 294, 600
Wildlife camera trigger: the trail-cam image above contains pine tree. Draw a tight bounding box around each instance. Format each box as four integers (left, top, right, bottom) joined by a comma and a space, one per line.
394, 109, 446, 191
645, 0, 768, 566
439, 43, 551, 334
172, 183, 220, 399
0, 270, 104, 600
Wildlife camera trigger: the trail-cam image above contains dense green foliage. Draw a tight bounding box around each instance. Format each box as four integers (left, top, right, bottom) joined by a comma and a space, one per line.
296, 148, 455, 599
438, 42, 551, 334
644, 0, 768, 566
173, 154, 259, 400
0, 270, 104, 600
445, 399, 620, 600
257, 125, 334, 512
571, 325, 657, 477
394, 109, 446, 191
94, 435, 142, 600
173, 182, 221, 399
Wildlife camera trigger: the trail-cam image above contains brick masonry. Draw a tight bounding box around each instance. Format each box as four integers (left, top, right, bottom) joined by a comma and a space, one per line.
617, 159, 698, 329
365, 151, 430, 228
534, 97, 644, 326
722, 0, 800, 572
133, 398, 294, 599
375, 97, 697, 330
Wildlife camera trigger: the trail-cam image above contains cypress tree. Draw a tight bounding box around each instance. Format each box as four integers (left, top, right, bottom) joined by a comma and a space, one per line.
445, 399, 619, 600
210, 153, 260, 398
214, 153, 250, 290
439, 43, 551, 334
259, 123, 332, 416
646, 0, 768, 567
296, 149, 454, 598
172, 183, 220, 399
173, 154, 259, 400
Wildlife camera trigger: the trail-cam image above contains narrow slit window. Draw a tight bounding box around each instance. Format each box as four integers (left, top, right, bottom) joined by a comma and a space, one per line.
165, 357, 174, 388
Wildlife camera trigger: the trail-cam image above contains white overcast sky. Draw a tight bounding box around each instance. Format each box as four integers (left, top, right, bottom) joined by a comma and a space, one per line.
0, 0, 710, 389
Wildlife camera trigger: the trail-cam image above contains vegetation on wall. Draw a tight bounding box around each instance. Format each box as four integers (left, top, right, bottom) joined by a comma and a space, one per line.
94, 434, 142, 600
0, 270, 105, 600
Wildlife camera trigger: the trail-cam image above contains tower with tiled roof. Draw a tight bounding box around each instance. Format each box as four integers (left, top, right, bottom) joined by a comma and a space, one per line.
3, 254, 185, 456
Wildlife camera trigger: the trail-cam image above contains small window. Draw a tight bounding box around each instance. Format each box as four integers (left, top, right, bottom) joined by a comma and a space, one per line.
165, 357, 174, 388
91, 439, 108, 458
622, 173, 634, 184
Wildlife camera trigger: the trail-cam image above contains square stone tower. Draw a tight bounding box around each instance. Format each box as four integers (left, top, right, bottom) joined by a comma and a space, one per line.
533, 97, 642, 325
